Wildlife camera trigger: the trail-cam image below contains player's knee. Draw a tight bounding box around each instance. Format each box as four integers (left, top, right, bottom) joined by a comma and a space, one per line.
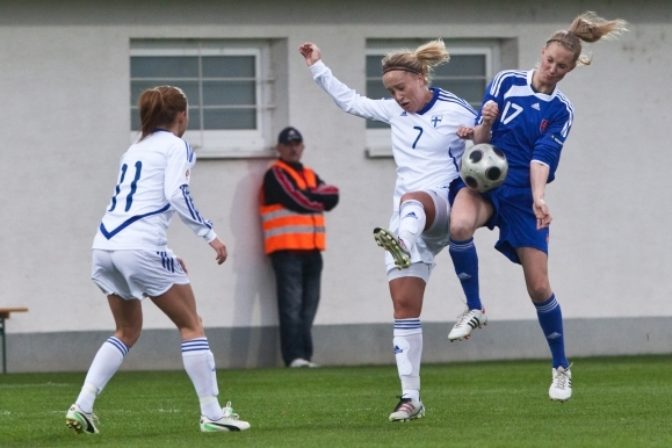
449, 218, 475, 241
400, 193, 428, 211
528, 283, 552, 302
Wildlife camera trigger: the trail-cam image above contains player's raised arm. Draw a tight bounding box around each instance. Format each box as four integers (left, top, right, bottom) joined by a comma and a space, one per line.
472, 100, 499, 144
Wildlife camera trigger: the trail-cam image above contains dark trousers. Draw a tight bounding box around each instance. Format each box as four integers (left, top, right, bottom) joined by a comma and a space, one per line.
270, 250, 323, 366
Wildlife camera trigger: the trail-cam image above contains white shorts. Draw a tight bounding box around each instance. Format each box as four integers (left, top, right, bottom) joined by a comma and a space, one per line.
91, 249, 189, 300
385, 187, 451, 282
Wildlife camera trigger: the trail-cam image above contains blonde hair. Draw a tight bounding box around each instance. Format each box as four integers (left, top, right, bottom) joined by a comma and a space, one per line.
546, 11, 628, 66
381, 39, 450, 84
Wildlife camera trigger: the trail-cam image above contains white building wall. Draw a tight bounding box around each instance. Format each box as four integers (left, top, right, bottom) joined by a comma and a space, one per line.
1, 0, 670, 370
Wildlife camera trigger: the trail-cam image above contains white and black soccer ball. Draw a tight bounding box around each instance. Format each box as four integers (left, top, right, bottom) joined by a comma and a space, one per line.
459, 143, 508, 192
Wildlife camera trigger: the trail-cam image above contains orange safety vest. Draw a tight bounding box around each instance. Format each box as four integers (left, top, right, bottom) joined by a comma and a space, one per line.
260, 160, 326, 254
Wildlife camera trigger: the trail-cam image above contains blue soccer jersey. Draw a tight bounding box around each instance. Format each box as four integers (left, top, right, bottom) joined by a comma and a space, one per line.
478, 69, 574, 187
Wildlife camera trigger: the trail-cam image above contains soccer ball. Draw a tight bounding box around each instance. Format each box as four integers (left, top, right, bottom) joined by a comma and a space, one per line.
459, 143, 508, 192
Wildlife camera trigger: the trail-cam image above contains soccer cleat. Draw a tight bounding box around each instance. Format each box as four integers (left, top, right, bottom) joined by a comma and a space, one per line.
65, 404, 99, 434
389, 397, 425, 422
373, 227, 411, 269
549, 365, 573, 402
448, 308, 487, 341
200, 401, 251, 432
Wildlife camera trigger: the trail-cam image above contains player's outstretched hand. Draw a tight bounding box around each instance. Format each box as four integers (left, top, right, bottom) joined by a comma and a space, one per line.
299, 42, 321, 66
209, 238, 228, 265
457, 126, 474, 139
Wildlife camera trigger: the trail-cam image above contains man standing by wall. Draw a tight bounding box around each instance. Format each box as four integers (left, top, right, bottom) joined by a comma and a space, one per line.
260, 127, 339, 368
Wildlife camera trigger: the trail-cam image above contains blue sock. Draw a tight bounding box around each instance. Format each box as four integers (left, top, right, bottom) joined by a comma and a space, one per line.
535, 294, 569, 368
449, 238, 482, 310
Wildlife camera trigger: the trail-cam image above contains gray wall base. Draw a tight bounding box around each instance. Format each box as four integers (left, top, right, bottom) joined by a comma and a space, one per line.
4, 317, 671, 373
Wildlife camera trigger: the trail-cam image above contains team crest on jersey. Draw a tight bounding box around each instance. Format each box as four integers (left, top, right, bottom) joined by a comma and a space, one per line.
539, 119, 549, 133
431, 115, 442, 128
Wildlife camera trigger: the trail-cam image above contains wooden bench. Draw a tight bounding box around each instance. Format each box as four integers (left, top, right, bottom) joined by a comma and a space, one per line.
0, 307, 29, 374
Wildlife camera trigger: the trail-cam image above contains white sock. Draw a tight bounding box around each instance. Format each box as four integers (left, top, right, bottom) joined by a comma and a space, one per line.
181, 338, 223, 420
397, 200, 426, 253
393, 319, 422, 401
76, 336, 129, 413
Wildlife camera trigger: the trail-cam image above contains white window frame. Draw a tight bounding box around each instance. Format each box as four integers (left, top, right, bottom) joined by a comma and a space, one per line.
365, 40, 499, 158
130, 39, 275, 158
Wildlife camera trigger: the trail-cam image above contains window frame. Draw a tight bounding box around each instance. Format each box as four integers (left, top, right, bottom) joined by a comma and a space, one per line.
130, 39, 276, 159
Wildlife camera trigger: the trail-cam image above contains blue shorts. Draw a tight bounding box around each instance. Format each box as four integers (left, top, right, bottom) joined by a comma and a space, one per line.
449, 178, 549, 264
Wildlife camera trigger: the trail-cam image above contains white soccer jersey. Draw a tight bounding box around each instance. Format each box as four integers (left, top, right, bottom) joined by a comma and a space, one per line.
310, 60, 476, 209
92, 130, 216, 251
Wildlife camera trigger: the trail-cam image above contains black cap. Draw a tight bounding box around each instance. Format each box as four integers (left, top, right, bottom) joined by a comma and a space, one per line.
277, 126, 303, 144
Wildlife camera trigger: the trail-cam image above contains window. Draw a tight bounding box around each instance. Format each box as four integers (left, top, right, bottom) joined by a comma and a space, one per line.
130, 39, 278, 158
365, 39, 500, 156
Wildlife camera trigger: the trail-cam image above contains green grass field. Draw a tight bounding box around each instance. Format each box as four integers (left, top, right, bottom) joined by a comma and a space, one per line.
1, 356, 671, 448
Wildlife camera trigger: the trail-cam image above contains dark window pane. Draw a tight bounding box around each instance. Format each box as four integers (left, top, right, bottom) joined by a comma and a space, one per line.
187, 107, 201, 130
366, 81, 389, 100
366, 55, 382, 77
204, 108, 256, 130
131, 56, 199, 78
434, 55, 486, 77
203, 81, 256, 106
202, 56, 255, 77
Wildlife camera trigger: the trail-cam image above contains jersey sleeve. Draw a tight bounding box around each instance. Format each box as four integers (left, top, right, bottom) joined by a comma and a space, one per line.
310, 60, 398, 124
165, 140, 217, 242
532, 108, 572, 182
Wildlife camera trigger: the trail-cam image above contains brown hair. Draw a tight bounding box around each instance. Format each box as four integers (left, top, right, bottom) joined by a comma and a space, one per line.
382, 39, 450, 84
546, 11, 628, 66
138, 85, 188, 139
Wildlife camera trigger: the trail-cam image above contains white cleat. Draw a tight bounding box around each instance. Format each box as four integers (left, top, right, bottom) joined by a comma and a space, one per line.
388, 397, 425, 422
65, 404, 99, 434
549, 365, 573, 402
448, 308, 487, 341
200, 402, 251, 432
